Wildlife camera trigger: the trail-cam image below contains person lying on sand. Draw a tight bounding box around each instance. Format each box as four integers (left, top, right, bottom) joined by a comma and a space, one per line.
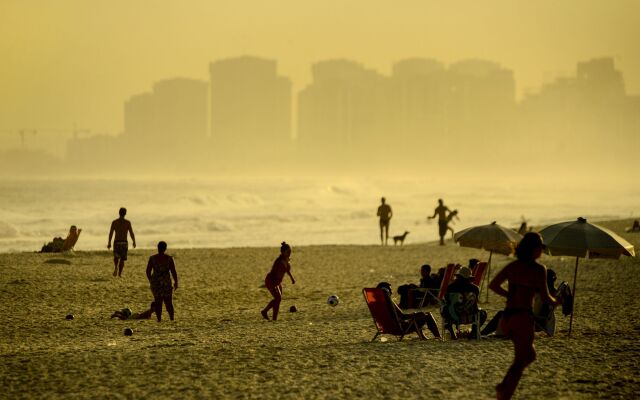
110, 302, 156, 320
40, 225, 82, 253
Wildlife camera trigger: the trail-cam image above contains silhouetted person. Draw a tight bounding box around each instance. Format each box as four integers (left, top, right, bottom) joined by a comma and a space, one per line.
108, 207, 136, 277
262, 241, 295, 321
111, 302, 156, 320
377, 197, 393, 246
428, 198, 451, 245
627, 220, 640, 233
146, 241, 178, 322
489, 232, 560, 400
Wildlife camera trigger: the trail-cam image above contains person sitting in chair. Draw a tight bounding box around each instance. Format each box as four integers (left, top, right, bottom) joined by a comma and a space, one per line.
440, 266, 487, 339
377, 282, 441, 339
62, 225, 82, 251
398, 264, 439, 309
40, 225, 82, 253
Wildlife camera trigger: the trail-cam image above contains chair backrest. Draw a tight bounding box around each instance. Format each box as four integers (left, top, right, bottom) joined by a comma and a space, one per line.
438, 264, 457, 300
362, 288, 403, 335
472, 262, 487, 287
446, 291, 479, 325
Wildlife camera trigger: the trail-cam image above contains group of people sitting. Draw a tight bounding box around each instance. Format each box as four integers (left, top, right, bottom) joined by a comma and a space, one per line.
389, 259, 572, 340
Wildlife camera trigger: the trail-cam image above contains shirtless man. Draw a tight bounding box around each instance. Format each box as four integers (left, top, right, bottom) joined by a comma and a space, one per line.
376, 197, 393, 246
489, 232, 560, 400
108, 207, 136, 277
427, 198, 451, 245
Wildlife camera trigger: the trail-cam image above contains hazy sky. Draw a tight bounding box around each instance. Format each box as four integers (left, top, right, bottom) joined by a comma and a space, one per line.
1, 0, 638, 137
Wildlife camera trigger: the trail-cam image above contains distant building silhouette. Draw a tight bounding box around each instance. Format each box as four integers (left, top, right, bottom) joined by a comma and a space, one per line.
209, 56, 292, 158
297, 59, 391, 162
124, 78, 208, 144
519, 57, 638, 161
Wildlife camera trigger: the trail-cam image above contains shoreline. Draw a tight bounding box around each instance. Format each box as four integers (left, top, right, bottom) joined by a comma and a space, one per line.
6, 216, 637, 255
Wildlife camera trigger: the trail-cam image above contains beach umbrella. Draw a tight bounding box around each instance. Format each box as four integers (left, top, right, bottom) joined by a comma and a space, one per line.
454, 221, 523, 301
539, 217, 635, 336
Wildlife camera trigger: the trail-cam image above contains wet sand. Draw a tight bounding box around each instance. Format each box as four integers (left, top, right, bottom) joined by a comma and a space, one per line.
1, 219, 639, 399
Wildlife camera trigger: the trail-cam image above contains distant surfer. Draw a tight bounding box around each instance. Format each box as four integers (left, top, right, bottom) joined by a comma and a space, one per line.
107, 207, 136, 277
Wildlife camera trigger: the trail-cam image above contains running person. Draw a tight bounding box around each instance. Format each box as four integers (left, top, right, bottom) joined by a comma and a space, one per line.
489, 232, 560, 399
427, 198, 451, 245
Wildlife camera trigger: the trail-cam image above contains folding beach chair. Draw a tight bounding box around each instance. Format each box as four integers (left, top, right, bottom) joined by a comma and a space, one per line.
362, 288, 425, 341
471, 262, 487, 287
442, 291, 483, 340
418, 263, 457, 308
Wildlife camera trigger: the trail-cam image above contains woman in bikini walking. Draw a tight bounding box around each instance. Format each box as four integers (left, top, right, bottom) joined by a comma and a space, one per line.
489, 232, 560, 399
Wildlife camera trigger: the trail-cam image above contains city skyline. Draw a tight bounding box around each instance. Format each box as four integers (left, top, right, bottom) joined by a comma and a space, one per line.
0, 54, 636, 180
1, 1, 639, 136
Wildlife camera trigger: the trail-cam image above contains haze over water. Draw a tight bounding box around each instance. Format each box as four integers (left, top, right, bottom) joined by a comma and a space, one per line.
1, 176, 637, 253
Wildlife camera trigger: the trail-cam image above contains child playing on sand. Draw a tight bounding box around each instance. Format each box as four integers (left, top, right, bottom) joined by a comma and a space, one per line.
261, 241, 295, 321
110, 302, 156, 320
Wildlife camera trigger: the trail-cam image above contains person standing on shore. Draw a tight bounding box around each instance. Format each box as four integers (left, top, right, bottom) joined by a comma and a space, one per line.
427, 198, 451, 245
261, 242, 295, 321
146, 241, 178, 322
377, 197, 393, 246
107, 207, 136, 277
489, 232, 560, 400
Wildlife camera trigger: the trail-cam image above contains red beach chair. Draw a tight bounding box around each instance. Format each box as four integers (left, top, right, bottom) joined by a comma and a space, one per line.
362, 288, 424, 341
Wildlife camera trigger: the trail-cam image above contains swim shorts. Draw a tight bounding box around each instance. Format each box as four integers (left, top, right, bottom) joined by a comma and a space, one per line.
113, 241, 128, 261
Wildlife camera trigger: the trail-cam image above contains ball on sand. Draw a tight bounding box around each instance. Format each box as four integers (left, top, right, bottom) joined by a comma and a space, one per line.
65, 314, 74, 320
124, 327, 134, 336
289, 305, 298, 312
327, 295, 339, 306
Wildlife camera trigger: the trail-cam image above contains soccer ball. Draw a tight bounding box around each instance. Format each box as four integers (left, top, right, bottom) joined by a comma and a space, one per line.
65, 314, 74, 320
124, 327, 134, 336
327, 295, 339, 307
289, 305, 298, 313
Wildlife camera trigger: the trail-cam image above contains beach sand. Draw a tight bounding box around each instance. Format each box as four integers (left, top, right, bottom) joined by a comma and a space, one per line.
1, 219, 639, 399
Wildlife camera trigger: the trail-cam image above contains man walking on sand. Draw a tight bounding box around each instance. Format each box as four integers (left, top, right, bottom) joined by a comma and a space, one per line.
108, 207, 136, 277
377, 197, 393, 246
428, 198, 451, 245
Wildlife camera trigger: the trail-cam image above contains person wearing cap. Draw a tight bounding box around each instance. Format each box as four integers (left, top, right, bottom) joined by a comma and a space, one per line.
489, 232, 560, 400
441, 266, 486, 339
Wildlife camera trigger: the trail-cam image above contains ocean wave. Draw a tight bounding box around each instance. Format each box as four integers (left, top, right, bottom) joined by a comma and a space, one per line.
206, 221, 233, 232
0, 221, 18, 238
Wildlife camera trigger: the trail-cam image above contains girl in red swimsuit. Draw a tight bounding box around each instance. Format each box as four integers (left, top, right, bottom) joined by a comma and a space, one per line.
261, 242, 295, 321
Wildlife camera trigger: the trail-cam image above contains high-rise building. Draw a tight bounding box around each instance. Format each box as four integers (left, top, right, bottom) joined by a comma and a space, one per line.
209, 56, 292, 156
124, 78, 208, 143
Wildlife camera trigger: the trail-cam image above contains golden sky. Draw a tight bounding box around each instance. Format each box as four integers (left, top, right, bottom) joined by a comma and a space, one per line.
1, 0, 638, 135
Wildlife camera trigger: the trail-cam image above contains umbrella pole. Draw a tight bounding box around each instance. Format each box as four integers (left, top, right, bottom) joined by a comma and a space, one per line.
568, 256, 579, 337
485, 251, 493, 303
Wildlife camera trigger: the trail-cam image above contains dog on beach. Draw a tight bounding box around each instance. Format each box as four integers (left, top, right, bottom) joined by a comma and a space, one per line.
393, 231, 410, 246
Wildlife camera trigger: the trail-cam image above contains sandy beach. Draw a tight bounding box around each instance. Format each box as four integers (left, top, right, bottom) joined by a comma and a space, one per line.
1, 218, 638, 399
